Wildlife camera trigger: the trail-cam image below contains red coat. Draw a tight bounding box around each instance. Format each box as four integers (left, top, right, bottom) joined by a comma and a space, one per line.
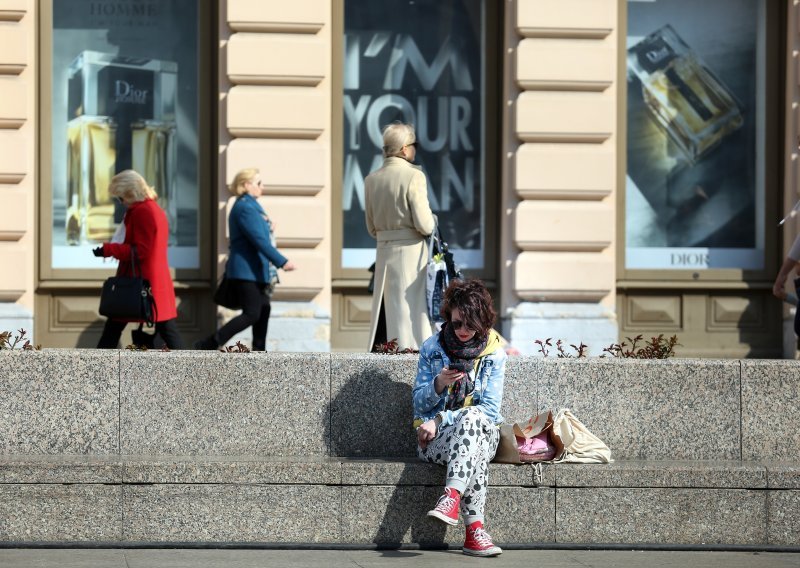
103, 199, 178, 322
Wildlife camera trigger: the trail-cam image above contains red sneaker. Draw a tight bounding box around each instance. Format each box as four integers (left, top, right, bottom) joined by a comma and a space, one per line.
426, 487, 460, 525
463, 521, 503, 557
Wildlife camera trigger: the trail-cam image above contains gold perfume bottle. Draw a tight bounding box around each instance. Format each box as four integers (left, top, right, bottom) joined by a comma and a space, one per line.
66, 51, 178, 244
65, 115, 117, 244
132, 119, 177, 244
628, 25, 742, 163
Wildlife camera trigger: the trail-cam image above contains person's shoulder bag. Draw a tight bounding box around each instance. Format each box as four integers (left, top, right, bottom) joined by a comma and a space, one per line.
213, 267, 240, 309
98, 245, 156, 325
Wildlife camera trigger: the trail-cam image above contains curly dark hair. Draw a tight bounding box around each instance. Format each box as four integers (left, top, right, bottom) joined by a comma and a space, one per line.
440, 279, 496, 337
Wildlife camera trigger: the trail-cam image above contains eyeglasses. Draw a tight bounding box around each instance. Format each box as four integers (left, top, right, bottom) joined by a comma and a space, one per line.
404, 141, 419, 149
450, 319, 471, 331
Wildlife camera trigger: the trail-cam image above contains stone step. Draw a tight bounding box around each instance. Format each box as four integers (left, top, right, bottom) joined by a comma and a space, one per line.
0, 456, 797, 547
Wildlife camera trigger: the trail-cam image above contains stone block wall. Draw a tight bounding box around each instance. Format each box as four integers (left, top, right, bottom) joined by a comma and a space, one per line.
502, 0, 619, 355
1, 350, 799, 462
220, 0, 332, 351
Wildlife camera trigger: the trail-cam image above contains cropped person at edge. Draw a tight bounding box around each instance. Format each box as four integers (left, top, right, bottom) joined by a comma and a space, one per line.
773, 232, 800, 339
194, 168, 296, 351
93, 169, 184, 349
364, 122, 436, 352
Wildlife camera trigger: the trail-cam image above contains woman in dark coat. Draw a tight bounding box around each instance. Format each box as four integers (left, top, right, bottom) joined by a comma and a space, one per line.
94, 169, 183, 349
194, 167, 295, 351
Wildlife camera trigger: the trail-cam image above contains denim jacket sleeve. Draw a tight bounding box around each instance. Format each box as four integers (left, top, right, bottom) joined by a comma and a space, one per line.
412, 340, 444, 419
476, 348, 506, 425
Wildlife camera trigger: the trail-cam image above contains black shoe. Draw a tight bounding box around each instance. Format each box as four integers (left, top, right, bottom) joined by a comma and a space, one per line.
193, 336, 218, 350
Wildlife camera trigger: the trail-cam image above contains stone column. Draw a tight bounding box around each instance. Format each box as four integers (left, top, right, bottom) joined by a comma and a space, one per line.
220, 0, 332, 351
0, 0, 34, 338
500, 0, 618, 355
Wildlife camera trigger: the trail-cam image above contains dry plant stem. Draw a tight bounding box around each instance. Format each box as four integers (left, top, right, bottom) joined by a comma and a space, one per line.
372, 338, 419, 354
0, 329, 40, 351
536, 334, 679, 359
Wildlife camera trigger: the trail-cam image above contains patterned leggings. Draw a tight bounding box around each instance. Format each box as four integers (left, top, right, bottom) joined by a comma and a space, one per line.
417, 406, 500, 524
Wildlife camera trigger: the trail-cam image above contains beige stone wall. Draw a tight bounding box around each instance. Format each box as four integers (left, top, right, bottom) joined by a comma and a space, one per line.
221, 0, 331, 308
0, 0, 34, 309
502, 0, 617, 312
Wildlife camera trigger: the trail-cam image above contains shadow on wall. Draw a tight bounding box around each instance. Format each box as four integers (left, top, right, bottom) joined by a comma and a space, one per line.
326, 363, 449, 547
372, 468, 448, 548
76, 321, 105, 348
327, 367, 416, 458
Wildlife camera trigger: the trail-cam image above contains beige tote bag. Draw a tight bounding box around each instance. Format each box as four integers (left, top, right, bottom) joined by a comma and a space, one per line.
550, 408, 613, 464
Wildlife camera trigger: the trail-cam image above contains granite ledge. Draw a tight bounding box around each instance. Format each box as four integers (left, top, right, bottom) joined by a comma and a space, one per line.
121, 455, 343, 485
553, 460, 768, 489
764, 461, 800, 489
340, 458, 555, 487
0, 455, 123, 484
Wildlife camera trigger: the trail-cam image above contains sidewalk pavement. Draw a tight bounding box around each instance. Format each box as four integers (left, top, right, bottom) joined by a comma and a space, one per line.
2, 549, 800, 568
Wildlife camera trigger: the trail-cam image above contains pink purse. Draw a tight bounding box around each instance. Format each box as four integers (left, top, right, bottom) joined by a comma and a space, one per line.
516, 431, 557, 462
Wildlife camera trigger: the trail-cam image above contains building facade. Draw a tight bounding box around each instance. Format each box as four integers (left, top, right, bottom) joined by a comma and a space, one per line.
1, 0, 798, 357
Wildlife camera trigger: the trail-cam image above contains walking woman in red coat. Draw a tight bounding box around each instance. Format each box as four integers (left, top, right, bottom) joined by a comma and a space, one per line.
93, 170, 184, 349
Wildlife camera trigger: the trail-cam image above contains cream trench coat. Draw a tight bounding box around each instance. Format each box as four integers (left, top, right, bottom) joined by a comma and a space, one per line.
365, 156, 436, 351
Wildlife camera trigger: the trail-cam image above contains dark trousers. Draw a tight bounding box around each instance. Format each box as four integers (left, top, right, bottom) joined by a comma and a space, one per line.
216, 279, 271, 351
97, 318, 185, 349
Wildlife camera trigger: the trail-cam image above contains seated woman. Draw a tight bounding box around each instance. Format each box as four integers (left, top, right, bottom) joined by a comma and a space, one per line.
412, 278, 506, 557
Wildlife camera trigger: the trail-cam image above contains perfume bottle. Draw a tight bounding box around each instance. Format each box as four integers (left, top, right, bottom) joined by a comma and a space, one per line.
628, 25, 743, 163
132, 119, 177, 244
65, 115, 117, 244
66, 51, 178, 244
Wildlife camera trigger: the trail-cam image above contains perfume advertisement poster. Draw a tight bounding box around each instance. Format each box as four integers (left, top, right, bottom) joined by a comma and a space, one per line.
51, 0, 199, 269
342, 0, 485, 269
626, 0, 764, 270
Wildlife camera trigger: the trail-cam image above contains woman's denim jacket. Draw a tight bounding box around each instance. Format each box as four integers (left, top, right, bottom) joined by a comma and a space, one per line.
412, 331, 506, 428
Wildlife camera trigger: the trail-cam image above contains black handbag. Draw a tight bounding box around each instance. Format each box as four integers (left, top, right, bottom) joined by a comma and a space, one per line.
213, 273, 240, 309
98, 246, 156, 325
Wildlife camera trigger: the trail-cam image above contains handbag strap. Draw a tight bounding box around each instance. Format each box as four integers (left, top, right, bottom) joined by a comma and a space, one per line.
129, 245, 141, 278
147, 294, 157, 327
428, 224, 441, 263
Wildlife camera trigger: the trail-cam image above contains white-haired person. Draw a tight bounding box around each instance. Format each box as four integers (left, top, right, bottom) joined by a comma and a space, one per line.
364, 121, 436, 351
93, 169, 184, 349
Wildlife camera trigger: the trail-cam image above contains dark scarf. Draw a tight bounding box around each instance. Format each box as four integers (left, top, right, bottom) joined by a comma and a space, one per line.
439, 322, 488, 411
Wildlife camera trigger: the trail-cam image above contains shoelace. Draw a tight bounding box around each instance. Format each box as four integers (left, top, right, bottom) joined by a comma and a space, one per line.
469, 527, 495, 548
435, 492, 458, 512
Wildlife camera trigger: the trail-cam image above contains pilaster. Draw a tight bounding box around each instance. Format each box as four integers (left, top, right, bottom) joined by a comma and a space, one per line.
501, 0, 618, 355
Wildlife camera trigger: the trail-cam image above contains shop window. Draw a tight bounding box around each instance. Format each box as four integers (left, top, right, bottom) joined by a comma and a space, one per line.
625, 0, 771, 272
42, 0, 210, 277
337, 0, 498, 277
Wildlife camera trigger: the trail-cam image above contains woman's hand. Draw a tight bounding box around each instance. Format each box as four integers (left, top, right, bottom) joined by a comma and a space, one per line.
417, 419, 437, 449
282, 261, 296, 271
774, 279, 787, 300
434, 367, 464, 394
